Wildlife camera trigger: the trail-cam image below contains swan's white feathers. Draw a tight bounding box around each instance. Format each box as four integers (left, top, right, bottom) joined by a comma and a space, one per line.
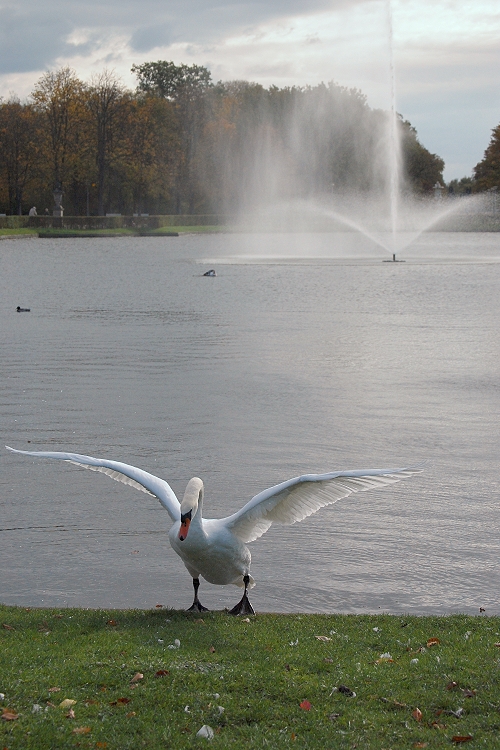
225, 467, 422, 543
68, 462, 156, 497
5, 447, 181, 522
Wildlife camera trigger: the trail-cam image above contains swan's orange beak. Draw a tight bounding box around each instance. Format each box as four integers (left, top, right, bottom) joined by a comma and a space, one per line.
178, 516, 191, 541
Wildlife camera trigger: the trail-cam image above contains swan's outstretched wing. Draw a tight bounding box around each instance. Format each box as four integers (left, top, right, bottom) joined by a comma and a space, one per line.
224, 465, 423, 543
5, 446, 181, 522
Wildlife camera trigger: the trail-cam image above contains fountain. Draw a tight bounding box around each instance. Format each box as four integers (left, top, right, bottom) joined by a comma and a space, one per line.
228, 0, 485, 261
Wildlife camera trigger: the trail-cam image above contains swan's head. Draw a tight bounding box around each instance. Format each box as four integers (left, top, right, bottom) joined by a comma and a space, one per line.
178, 477, 203, 541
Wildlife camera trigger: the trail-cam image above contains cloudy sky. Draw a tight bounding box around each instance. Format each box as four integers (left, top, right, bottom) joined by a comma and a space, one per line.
1, 0, 499, 180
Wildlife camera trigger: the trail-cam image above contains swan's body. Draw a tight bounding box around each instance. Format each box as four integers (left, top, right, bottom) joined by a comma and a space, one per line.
6, 446, 423, 613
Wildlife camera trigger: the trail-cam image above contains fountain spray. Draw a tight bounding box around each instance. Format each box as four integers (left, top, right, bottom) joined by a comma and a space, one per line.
387, 0, 401, 261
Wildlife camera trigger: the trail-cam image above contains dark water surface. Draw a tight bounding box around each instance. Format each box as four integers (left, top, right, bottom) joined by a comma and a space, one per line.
1, 232, 499, 614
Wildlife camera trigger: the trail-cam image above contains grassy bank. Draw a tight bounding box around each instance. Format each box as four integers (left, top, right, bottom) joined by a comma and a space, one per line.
0, 228, 38, 238
1, 606, 499, 748
0, 227, 223, 239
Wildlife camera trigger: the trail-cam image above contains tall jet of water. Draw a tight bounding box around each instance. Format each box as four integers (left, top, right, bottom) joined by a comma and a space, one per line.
386, 0, 400, 255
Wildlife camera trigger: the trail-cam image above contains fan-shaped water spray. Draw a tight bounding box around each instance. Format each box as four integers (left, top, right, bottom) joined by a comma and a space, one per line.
228, 0, 484, 259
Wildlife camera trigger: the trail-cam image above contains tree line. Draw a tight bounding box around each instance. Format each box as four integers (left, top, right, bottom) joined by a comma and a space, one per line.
0, 62, 446, 217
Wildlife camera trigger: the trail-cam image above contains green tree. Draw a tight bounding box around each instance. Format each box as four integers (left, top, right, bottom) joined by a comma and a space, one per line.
87, 71, 129, 215
447, 176, 473, 196
31, 67, 87, 194
132, 61, 213, 212
400, 119, 444, 193
0, 99, 42, 214
473, 124, 500, 191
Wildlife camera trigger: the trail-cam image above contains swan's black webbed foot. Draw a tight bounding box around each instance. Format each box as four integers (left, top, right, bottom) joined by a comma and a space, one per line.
187, 577, 209, 612
228, 575, 255, 616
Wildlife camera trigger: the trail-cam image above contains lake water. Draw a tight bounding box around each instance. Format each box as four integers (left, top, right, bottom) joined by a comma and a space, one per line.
1, 231, 499, 614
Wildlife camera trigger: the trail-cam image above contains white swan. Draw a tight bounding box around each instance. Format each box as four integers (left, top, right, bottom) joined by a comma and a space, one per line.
5, 446, 423, 614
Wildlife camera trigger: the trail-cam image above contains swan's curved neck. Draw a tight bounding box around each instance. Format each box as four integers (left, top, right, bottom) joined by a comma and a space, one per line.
181, 477, 204, 522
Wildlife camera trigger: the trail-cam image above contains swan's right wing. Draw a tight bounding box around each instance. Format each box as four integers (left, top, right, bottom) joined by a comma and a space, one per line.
224, 465, 424, 543
6, 447, 181, 522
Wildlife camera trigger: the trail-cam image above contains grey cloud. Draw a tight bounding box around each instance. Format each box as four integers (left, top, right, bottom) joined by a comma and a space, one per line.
0, 7, 74, 73
0, 0, 368, 74
130, 23, 173, 52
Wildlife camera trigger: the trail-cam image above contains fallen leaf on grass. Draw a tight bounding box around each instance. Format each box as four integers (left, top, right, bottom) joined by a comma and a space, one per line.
59, 699, 76, 709
315, 635, 332, 642
462, 689, 476, 698
412, 708, 423, 722
209, 646, 216, 653
494, 643, 500, 648
130, 673, 143, 683
106, 620, 118, 626
155, 670, 169, 677
447, 682, 458, 691
110, 697, 131, 706
1, 709, 19, 721
126, 711, 136, 718
299, 700, 312, 711
96, 743, 108, 748
426, 638, 440, 647
431, 721, 446, 730
72, 726, 91, 734
413, 744, 428, 749
195, 619, 205, 624
48, 687, 61, 693
1, 624, 14, 631
452, 737, 473, 744
66, 708, 75, 719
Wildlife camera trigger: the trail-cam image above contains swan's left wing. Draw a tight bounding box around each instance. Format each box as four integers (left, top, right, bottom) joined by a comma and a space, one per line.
224, 465, 423, 543
5, 446, 181, 522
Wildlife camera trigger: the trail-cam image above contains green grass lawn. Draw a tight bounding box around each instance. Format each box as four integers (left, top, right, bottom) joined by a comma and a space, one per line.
0, 229, 38, 237
1, 606, 499, 748
0, 227, 225, 239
